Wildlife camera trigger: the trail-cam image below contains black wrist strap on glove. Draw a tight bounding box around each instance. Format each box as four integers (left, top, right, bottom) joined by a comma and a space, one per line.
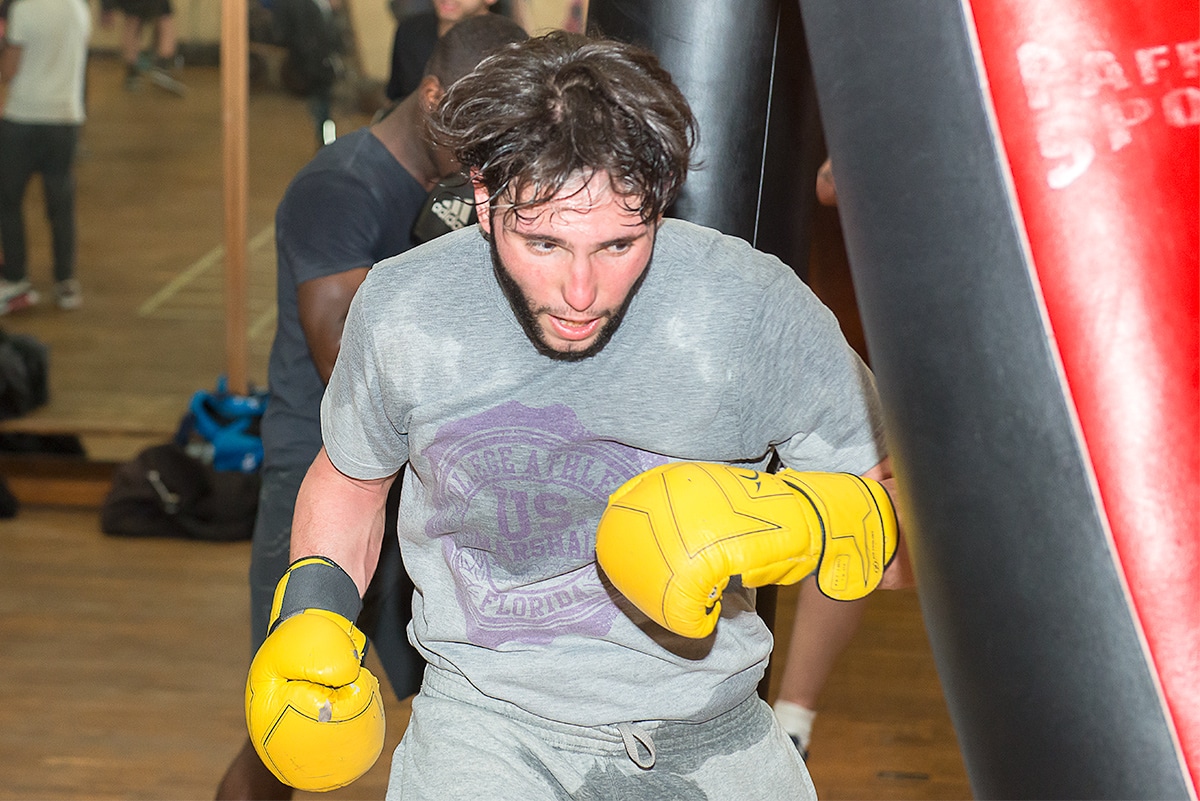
268, 556, 363, 634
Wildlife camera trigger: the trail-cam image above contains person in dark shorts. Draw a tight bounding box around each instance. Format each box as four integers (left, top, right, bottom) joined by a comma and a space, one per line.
101, 0, 185, 94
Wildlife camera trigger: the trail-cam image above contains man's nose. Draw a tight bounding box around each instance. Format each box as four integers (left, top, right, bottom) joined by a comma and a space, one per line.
562, 257, 598, 312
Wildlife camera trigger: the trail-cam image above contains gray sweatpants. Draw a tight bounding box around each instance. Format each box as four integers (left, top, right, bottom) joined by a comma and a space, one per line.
387, 667, 816, 800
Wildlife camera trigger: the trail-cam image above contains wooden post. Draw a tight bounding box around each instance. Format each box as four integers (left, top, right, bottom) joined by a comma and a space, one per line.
220, 0, 249, 395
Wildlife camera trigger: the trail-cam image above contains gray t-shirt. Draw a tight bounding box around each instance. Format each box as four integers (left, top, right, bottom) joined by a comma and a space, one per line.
322, 218, 885, 727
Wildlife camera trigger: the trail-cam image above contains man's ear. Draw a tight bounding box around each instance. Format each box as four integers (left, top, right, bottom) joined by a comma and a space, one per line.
472, 171, 492, 236
417, 75, 445, 116
418, 77, 445, 115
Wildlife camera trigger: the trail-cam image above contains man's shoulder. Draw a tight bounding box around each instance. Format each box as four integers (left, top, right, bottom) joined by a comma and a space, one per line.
299, 127, 376, 169
283, 130, 401, 200
377, 224, 486, 267
349, 228, 485, 329
365, 226, 486, 288
657, 218, 765, 258
656, 218, 795, 287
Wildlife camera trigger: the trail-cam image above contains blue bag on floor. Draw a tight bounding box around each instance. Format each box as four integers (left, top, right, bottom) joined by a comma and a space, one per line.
174, 376, 268, 473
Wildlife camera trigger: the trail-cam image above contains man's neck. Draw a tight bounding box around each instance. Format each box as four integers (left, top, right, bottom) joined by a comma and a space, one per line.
370, 96, 440, 190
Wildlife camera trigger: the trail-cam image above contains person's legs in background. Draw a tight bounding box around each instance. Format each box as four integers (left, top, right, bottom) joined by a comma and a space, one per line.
144, 3, 187, 95
40, 123, 81, 309
0, 120, 39, 313
772, 577, 868, 758
120, 1, 185, 94
153, 8, 179, 67
120, 12, 146, 89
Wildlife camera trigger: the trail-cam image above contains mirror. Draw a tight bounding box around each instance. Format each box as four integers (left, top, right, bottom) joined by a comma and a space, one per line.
0, 0, 585, 465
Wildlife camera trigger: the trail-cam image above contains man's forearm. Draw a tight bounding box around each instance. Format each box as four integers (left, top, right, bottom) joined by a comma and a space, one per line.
291, 447, 395, 594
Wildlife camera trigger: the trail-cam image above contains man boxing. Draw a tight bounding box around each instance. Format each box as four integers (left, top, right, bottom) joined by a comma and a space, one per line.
245, 31, 908, 800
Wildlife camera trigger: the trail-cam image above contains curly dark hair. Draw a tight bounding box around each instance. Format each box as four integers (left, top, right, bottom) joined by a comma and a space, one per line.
426, 31, 698, 224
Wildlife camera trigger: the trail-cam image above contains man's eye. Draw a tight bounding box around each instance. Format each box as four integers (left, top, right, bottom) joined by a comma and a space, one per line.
608, 242, 632, 254
528, 240, 557, 254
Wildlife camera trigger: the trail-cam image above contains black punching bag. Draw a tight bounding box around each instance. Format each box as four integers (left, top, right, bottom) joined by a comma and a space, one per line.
799, 0, 1199, 798
587, 0, 824, 274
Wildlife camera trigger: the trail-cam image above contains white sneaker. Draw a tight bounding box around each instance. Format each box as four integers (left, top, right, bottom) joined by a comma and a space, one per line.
0, 279, 39, 315
55, 279, 82, 310
146, 65, 187, 96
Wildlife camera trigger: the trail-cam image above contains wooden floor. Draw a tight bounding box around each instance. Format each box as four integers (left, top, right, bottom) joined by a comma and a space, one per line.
0, 58, 973, 800
0, 506, 972, 801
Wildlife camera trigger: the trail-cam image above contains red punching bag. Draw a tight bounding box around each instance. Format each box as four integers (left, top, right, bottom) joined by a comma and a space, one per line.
798, 0, 1198, 797
976, 1, 1199, 792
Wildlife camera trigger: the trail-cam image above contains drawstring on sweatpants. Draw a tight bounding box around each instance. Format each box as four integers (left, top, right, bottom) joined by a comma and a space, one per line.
615, 721, 656, 769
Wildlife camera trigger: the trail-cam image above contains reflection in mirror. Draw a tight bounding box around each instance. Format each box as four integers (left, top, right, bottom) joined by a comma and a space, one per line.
0, 1, 375, 464
0, 0, 586, 470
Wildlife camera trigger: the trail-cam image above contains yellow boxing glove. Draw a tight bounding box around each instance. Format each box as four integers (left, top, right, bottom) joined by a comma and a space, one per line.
245, 556, 385, 792
595, 462, 897, 638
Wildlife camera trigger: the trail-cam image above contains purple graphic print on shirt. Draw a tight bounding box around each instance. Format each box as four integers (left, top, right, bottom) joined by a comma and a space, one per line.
423, 401, 664, 647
